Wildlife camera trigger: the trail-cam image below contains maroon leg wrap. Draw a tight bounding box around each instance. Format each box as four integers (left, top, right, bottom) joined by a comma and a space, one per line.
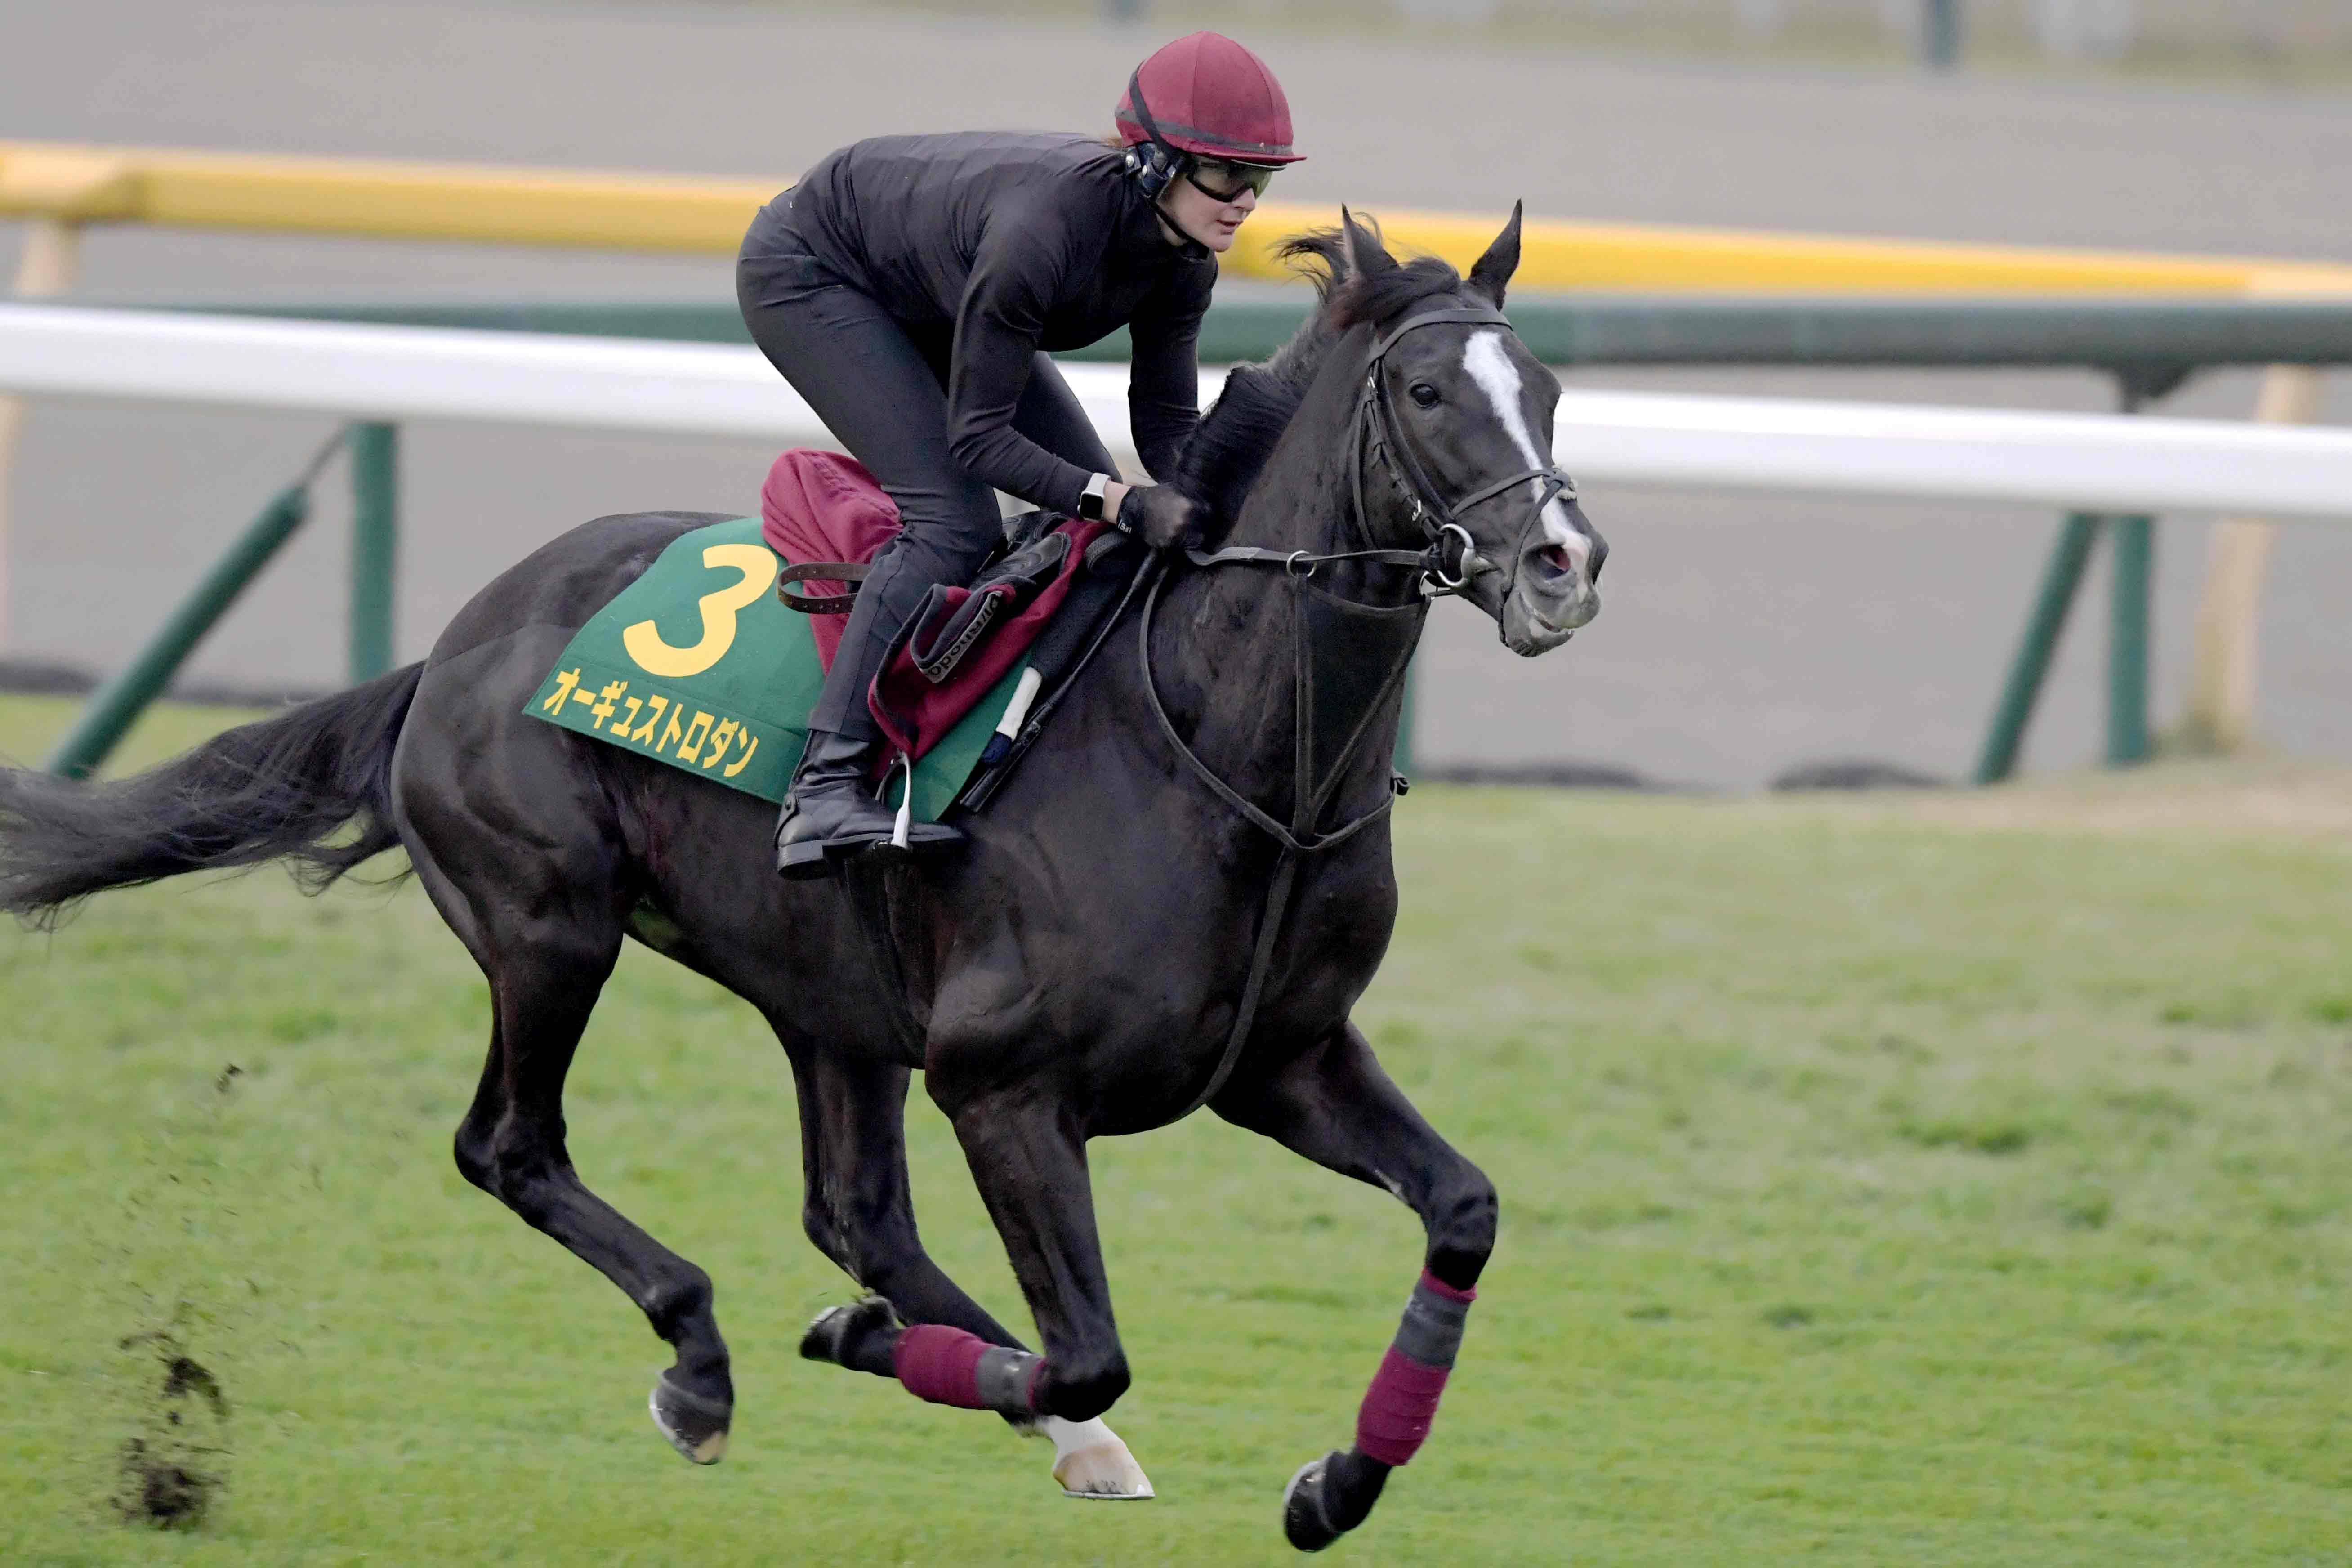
1352, 1270, 1477, 1467
1355, 1349, 1450, 1465
893, 1324, 988, 1409
892, 1323, 1045, 1414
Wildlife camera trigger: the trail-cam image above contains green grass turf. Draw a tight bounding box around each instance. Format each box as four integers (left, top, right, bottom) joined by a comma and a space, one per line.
3, 692, 2349, 1564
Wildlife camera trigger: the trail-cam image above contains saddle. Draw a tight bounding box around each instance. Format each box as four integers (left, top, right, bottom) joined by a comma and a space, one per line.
906, 526, 1072, 685
760, 449, 1146, 783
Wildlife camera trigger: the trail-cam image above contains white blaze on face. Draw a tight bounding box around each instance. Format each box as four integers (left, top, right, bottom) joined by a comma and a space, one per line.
1460, 329, 1590, 576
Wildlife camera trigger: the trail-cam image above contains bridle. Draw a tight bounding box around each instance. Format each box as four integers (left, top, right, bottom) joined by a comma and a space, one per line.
1184, 303, 1579, 604
1144, 302, 1583, 1118
1352, 305, 1580, 602
1155, 302, 1587, 836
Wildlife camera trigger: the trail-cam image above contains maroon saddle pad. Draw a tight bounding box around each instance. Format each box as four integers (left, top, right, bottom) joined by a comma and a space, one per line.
759, 449, 1113, 764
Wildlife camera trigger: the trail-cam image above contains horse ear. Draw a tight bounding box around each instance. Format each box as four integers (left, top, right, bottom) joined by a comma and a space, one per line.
1341, 205, 1397, 279
1468, 200, 1523, 308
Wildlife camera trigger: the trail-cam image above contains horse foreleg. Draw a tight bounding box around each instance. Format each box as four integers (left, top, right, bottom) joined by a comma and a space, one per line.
787, 1047, 1026, 1345
1212, 1020, 1497, 1551
785, 1047, 1147, 1495
807, 1088, 1145, 1498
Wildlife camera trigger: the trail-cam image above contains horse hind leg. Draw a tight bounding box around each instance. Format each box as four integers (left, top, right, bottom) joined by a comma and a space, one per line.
448, 928, 737, 1462
394, 635, 738, 1465
1211, 1021, 1498, 1551
786, 1047, 1151, 1499
407, 822, 736, 1466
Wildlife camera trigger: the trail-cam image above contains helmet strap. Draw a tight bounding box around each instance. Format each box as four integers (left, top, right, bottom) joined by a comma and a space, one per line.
1122, 68, 1182, 201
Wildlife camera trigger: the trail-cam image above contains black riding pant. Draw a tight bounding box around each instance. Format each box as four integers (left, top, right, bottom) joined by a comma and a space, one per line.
737, 241, 1118, 738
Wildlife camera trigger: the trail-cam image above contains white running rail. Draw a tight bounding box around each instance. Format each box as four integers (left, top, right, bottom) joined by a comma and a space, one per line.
2, 303, 2348, 520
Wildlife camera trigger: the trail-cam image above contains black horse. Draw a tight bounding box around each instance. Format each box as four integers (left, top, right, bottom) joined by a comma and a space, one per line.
0, 211, 1602, 1551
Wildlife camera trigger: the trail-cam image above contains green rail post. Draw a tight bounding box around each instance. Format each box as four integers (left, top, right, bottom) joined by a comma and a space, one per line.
1973, 513, 2103, 785
2106, 514, 2154, 766
1921, 0, 1962, 70
348, 421, 398, 684
1394, 661, 1417, 777
43, 483, 312, 778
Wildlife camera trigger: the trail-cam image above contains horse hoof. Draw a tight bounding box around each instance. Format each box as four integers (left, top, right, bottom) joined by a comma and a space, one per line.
799, 1296, 902, 1367
1282, 1451, 1347, 1552
648, 1373, 731, 1465
1040, 1416, 1155, 1500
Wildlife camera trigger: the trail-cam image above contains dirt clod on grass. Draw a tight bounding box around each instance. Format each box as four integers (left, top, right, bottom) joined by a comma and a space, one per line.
112, 1342, 228, 1530
116, 1437, 219, 1529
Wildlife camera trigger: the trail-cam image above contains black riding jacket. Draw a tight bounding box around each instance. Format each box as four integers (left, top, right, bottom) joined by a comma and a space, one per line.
744, 131, 1216, 517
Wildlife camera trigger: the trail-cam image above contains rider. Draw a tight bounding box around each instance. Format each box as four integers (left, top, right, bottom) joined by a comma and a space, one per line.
737, 31, 1302, 879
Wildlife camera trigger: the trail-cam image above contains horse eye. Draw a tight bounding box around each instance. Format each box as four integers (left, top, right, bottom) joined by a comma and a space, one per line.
1409, 383, 1441, 408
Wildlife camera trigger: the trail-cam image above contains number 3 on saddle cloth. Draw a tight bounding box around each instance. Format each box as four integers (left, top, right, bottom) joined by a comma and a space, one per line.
522, 451, 1136, 820
762, 449, 1123, 770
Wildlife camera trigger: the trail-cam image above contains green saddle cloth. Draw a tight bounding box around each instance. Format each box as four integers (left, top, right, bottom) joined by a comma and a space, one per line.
523, 516, 1024, 816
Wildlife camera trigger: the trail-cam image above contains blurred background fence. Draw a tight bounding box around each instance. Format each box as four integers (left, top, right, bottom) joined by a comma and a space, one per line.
5, 0, 2348, 791
10, 272, 2352, 782
4, 130, 2349, 785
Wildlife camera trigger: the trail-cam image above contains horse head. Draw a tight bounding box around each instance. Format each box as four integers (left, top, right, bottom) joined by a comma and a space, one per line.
1174, 206, 1605, 654
1316, 206, 1606, 656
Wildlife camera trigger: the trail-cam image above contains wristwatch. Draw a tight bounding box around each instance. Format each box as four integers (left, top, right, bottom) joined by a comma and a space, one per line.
1077, 472, 1113, 522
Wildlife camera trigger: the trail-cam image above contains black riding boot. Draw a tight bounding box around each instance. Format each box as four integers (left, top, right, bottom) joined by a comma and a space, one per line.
775, 564, 965, 880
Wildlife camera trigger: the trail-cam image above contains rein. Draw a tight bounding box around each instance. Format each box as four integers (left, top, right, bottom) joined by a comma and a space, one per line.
1152, 301, 1577, 1117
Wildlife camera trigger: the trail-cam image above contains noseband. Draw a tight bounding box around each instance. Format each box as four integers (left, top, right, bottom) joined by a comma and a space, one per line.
1188, 304, 1579, 600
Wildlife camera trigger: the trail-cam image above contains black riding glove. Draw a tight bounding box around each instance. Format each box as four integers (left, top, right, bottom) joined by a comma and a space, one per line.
1115, 483, 1205, 553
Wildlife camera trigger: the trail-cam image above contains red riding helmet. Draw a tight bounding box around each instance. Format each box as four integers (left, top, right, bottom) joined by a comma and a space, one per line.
1115, 31, 1304, 168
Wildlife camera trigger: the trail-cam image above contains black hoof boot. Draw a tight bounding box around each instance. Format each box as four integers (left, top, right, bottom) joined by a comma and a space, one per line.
799, 1296, 903, 1377
648, 1371, 732, 1465
1282, 1448, 1389, 1552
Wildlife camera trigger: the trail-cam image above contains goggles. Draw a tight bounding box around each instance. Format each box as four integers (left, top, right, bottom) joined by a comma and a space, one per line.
1184, 157, 1279, 202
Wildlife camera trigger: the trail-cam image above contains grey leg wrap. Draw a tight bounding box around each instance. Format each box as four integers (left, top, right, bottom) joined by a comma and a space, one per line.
1393, 1276, 1474, 1369
975, 1345, 1046, 1415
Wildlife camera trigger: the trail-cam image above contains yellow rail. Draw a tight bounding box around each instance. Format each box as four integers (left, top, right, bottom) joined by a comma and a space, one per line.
6, 138, 2352, 295
1239, 203, 2352, 296
0, 141, 774, 255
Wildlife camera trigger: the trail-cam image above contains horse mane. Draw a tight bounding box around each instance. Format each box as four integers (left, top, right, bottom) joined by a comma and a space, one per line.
1168, 232, 1346, 531
1277, 222, 1465, 330
1317, 223, 1466, 331
1171, 221, 1465, 534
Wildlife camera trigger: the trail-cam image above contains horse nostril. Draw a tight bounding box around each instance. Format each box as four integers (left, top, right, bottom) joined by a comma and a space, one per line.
1533, 539, 1601, 585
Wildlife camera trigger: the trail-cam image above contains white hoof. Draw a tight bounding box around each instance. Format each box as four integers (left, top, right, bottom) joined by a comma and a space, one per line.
1035, 1415, 1154, 1500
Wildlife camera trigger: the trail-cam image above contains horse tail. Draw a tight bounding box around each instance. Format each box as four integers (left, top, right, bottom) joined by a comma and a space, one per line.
0, 661, 425, 929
